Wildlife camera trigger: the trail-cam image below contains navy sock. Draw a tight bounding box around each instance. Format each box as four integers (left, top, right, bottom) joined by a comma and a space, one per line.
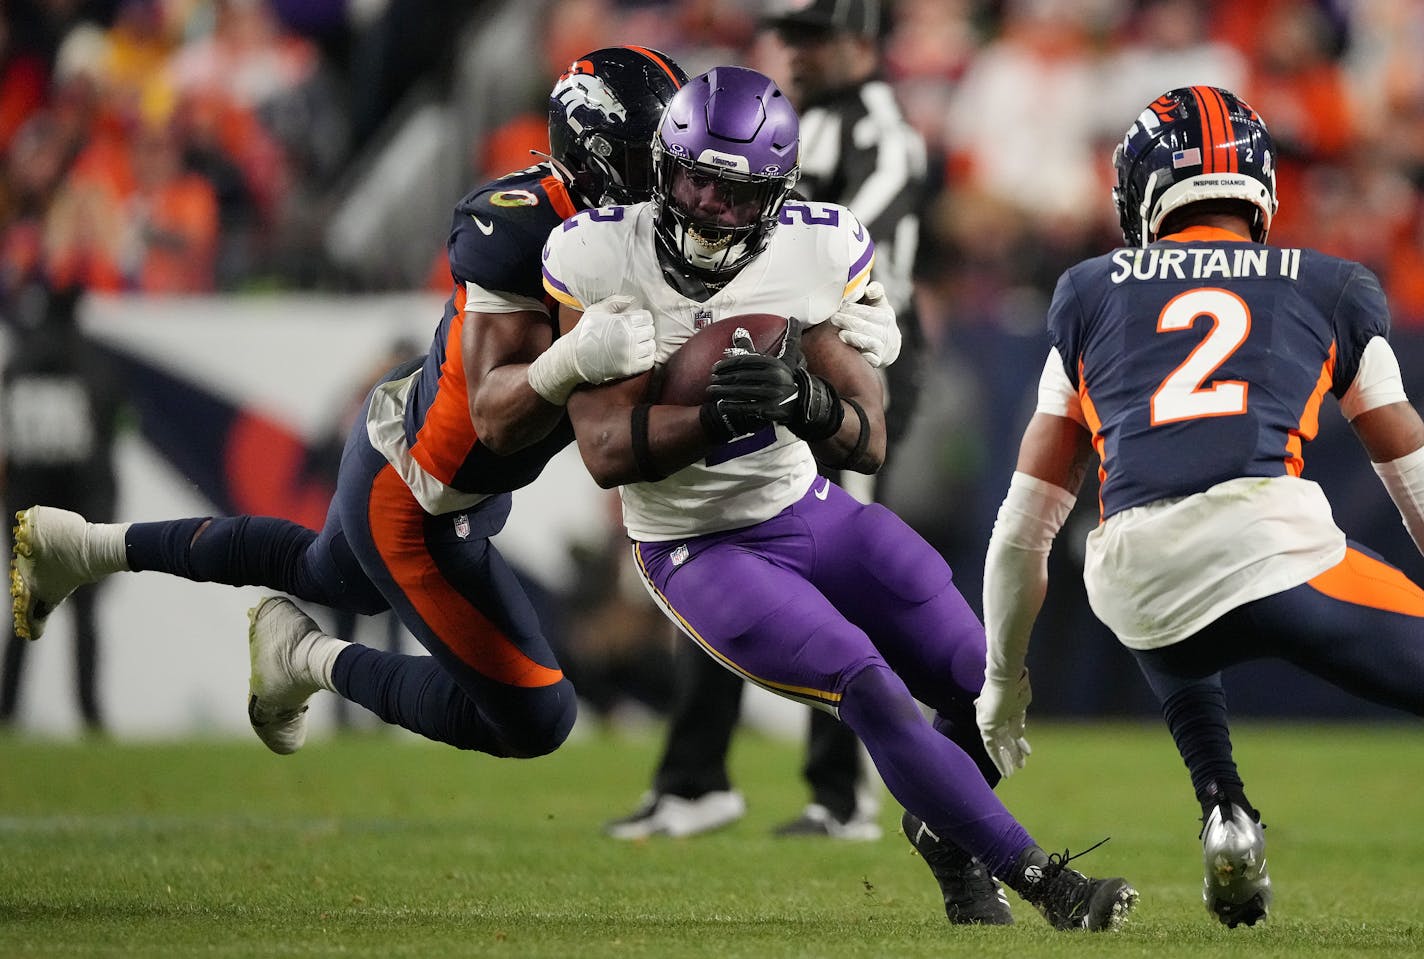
1160, 685, 1255, 819
332, 645, 577, 758
126, 516, 317, 594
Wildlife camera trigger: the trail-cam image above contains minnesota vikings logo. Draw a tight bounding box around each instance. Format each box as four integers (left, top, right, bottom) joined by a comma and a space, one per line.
552, 70, 627, 137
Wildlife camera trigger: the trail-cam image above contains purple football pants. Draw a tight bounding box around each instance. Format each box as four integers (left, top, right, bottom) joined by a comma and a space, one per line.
633, 477, 1035, 876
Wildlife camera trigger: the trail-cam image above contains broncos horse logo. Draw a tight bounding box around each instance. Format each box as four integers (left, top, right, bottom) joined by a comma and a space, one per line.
552, 68, 628, 137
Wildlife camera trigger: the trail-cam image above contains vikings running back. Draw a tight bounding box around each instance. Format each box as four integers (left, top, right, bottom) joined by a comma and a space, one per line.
541, 90, 874, 539
551, 65, 1140, 934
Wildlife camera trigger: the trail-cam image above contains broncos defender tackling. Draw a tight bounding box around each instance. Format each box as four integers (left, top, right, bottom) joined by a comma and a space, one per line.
10, 47, 691, 760
543, 64, 1138, 932
977, 85, 1424, 927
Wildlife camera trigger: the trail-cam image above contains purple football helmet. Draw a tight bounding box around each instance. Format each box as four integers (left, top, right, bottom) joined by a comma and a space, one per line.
652, 66, 800, 282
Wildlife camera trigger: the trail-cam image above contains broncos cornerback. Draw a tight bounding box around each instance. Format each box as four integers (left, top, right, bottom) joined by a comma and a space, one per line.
546, 65, 1139, 933
9, 47, 686, 759
977, 85, 1424, 928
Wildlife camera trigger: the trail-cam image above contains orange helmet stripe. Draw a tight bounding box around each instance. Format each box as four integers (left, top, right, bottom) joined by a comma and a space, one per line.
1189, 86, 1217, 173
624, 45, 684, 89
1190, 85, 1238, 175
1210, 87, 1238, 173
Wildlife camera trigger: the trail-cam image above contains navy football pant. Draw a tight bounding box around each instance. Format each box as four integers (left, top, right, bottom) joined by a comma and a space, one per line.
1132, 542, 1424, 809
125, 414, 575, 758
634, 478, 1032, 876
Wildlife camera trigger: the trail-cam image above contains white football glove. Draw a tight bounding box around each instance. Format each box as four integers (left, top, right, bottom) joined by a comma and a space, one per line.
527, 294, 655, 404
975, 668, 1033, 779
830, 281, 901, 369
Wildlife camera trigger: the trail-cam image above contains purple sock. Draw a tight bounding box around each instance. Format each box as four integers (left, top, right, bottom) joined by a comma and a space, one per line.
838, 663, 1034, 877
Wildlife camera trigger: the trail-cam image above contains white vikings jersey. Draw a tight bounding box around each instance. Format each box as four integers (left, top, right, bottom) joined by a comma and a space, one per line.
542, 199, 875, 541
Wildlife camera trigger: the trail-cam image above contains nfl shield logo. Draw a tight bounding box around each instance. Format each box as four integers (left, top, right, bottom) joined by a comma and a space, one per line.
671, 544, 690, 566
454, 514, 471, 539
693, 308, 714, 330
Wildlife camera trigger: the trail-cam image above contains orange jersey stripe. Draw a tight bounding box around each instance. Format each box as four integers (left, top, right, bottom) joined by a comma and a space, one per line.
1284, 341, 1335, 476
411, 285, 477, 483
367, 465, 565, 687
1308, 546, 1424, 617
1077, 356, 1109, 521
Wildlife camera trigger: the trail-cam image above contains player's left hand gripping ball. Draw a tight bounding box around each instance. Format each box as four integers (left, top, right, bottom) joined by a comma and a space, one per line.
830, 281, 900, 368
975, 668, 1033, 778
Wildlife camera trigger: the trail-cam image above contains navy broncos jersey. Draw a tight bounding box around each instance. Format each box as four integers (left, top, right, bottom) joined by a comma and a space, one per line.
400, 164, 579, 495
1050, 225, 1390, 520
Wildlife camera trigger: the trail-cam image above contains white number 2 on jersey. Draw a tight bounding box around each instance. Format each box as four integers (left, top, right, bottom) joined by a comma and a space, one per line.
1150, 287, 1251, 425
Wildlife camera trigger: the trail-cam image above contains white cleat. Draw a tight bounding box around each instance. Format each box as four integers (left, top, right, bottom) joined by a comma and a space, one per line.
604, 790, 747, 839
1202, 800, 1272, 928
247, 596, 324, 756
10, 506, 113, 641
773, 803, 883, 841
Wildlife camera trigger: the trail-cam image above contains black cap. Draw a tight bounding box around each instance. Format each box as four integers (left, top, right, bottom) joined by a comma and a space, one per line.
762, 0, 881, 39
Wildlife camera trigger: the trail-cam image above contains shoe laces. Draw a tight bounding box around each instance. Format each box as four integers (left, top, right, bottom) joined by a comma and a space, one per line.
1031, 838, 1112, 917
1045, 836, 1110, 872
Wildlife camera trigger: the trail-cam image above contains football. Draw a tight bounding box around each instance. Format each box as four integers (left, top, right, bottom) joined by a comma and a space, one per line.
653, 313, 794, 407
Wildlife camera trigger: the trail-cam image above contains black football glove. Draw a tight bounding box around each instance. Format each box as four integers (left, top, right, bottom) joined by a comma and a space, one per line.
701, 350, 799, 442
770, 320, 844, 441
777, 316, 804, 369
786, 366, 845, 441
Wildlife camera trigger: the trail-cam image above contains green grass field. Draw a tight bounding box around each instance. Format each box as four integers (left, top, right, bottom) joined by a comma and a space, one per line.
3, 722, 1422, 958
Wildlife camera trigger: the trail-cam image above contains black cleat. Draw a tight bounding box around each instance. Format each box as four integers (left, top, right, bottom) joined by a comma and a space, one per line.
1007, 843, 1138, 931
901, 811, 1014, 925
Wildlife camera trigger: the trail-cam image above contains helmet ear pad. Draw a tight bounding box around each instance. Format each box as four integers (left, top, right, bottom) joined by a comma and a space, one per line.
1112, 86, 1278, 246
547, 47, 689, 208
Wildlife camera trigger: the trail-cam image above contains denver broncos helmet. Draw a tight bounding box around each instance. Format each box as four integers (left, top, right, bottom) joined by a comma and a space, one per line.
548, 46, 688, 209
1112, 86, 1278, 247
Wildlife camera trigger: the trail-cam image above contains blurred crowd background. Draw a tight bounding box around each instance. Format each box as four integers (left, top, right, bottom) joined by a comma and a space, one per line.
6, 0, 1424, 731
8, 0, 1424, 306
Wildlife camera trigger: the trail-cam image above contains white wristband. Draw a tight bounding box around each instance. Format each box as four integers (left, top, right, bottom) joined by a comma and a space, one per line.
526, 333, 583, 405
1373, 444, 1424, 557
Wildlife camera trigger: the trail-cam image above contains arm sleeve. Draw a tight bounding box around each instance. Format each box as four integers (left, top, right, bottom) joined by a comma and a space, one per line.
1373, 445, 1424, 557
983, 471, 1077, 683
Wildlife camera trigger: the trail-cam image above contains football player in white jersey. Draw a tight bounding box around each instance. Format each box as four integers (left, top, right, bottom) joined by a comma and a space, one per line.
542, 65, 1138, 933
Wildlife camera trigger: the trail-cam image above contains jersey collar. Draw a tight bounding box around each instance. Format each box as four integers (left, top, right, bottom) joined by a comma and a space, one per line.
1158, 225, 1251, 243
